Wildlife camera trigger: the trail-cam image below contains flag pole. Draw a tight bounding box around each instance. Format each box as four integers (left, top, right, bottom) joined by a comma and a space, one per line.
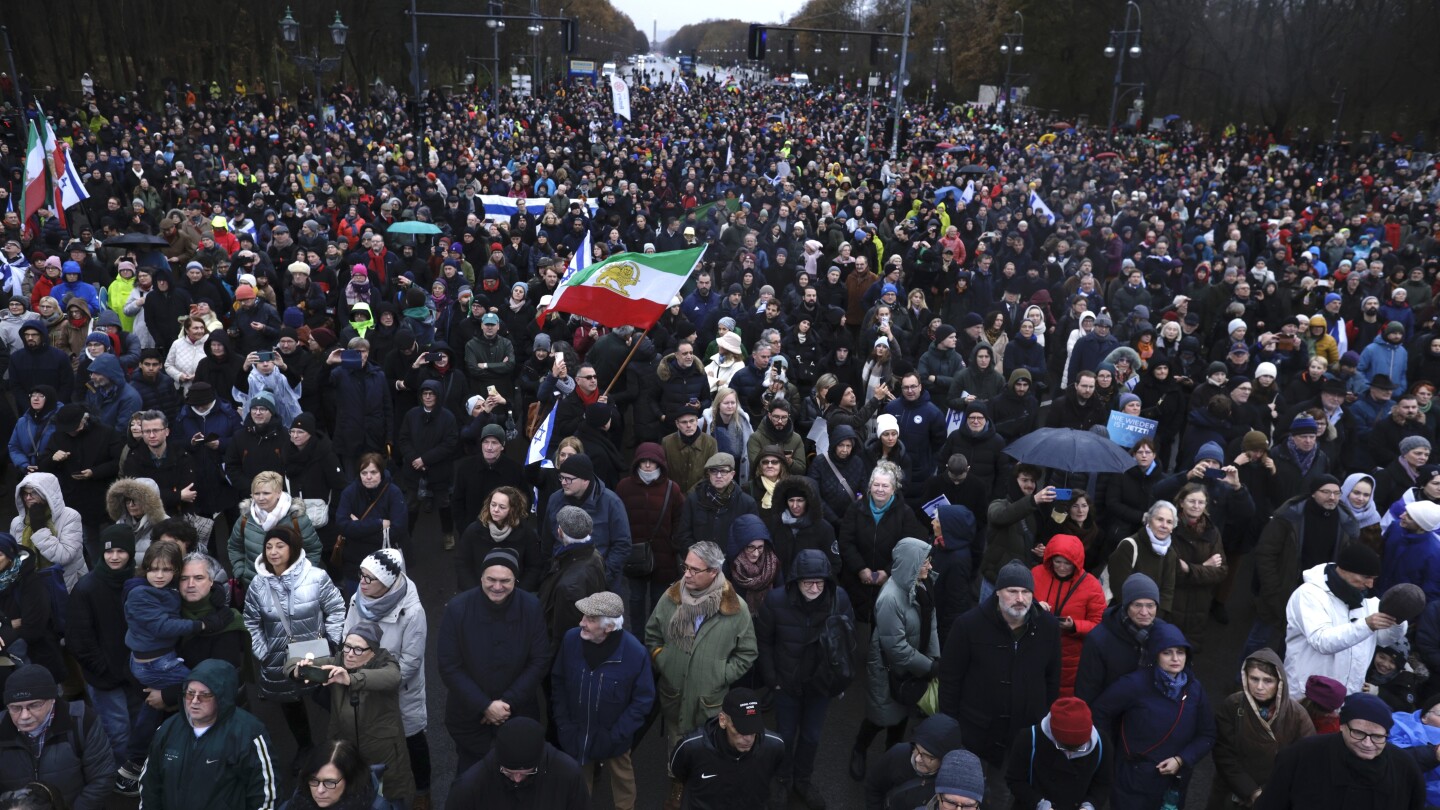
599, 323, 653, 399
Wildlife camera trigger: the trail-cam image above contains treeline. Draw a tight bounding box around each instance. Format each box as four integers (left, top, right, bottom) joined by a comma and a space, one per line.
671, 0, 1440, 136
7, 0, 648, 100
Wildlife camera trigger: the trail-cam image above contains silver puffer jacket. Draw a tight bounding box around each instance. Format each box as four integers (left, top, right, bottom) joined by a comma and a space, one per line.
243, 554, 345, 700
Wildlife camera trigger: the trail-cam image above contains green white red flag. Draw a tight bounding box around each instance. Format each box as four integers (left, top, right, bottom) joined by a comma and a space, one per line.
538, 245, 705, 330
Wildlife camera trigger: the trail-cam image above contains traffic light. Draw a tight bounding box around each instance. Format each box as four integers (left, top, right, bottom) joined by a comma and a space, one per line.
563, 19, 577, 53
747, 24, 767, 60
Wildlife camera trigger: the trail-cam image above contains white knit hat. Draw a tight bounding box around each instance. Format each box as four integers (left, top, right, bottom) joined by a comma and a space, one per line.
360, 548, 407, 588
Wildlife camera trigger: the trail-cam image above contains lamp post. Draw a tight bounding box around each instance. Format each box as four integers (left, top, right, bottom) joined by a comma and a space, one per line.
1105, 0, 1143, 132
930, 21, 947, 101
277, 7, 348, 120
998, 11, 1023, 112
888, 0, 913, 160
486, 0, 506, 109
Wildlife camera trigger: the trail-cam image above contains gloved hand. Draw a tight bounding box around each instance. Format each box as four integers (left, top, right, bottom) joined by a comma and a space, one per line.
199, 609, 230, 635
208, 585, 227, 610
928, 656, 943, 678
25, 502, 48, 529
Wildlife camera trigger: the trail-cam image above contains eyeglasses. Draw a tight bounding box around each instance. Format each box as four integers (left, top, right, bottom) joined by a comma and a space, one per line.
359, 573, 378, 584
1344, 725, 1388, 745
576, 374, 597, 380
183, 690, 215, 703
761, 459, 781, 466
938, 797, 981, 810
342, 644, 372, 655
558, 475, 580, 485
307, 777, 344, 790
707, 468, 734, 476
681, 564, 713, 576
500, 766, 538, 778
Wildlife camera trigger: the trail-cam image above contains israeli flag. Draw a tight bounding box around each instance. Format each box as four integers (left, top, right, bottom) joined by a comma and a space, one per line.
527, 407, 556, 466
1029, 190, 1056, 225
959, 181, 976, 206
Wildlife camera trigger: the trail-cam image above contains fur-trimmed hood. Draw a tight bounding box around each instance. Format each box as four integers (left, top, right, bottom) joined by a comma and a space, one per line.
661, 576, 745, 616
106, 477, 166, 523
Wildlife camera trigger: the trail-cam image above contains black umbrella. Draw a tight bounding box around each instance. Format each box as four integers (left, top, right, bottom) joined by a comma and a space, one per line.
1001, 428, 1136, 474
106, 232, 168, 247
956, 164, 990, 175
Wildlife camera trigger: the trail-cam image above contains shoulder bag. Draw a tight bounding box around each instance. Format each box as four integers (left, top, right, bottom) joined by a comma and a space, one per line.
331, 484, 389, 569
624, 484, 672, 579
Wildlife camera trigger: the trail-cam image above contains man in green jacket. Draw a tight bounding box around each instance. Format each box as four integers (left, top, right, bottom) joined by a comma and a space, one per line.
140, 659, 277, 810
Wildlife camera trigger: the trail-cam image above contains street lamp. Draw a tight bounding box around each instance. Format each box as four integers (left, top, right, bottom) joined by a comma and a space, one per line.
486, 0, 505, 109
277, 7, 347, 119
1105, 0, 1144, 132
931, 21, 947, 98
998, 11, 1023, 113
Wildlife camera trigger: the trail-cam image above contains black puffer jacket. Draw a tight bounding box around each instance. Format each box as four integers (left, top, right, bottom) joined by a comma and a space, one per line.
222, 417, 288, 495
764, 477, 841, 572
755, 550, 855, 690
806, 424, 869, 524
836, 492, 927, 622
657, 351, 712, 417
939, 402, 1010, 497
0, 697, 114, 810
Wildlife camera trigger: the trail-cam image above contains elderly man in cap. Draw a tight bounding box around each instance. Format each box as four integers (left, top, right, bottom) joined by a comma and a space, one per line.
941, 559, 1061, 803
445, 716, 587, 809
438, 548, 551, 771
550, 591, 654, 810
1258, 692, 1425, 810
674, 452, 759, 560
1285, 543, 1408, 694
0, 664, 114, 810
669, 687, 785, 810
463, 311, 516, 402
539, 507, 609, 641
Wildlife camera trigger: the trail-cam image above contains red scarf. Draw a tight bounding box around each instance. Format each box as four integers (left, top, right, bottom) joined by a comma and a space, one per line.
576, 386, 600, 407
367, 249, 389, 286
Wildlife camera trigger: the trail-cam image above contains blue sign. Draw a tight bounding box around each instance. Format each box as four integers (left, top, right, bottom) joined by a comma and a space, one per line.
1106, 411, 1157, 448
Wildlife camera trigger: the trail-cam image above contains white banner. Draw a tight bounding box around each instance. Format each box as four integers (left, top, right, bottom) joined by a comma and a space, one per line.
611, 74, 631, 121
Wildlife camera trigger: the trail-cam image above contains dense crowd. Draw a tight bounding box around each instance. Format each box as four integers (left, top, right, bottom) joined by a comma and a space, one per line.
0, 65, 1435, 810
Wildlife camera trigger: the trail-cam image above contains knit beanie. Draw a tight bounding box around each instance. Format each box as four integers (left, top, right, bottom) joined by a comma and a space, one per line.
360, 547, 407, 589
1121, 573, 1161, 607
1048, 697, 1093, 747
934, 749, 984, 802
995, 559, 1035, 592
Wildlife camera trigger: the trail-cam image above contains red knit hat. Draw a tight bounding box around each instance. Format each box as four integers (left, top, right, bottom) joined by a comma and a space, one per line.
1049, 697, 1093, 747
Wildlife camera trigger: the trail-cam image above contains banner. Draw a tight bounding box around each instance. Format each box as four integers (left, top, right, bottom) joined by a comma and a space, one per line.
611, 74, 631, 121
477, 194, 597, 224
527, 407, 556, 465
541, 245, 705, 330
1106, 411, 1157, 448
1028, 189, 1056, 225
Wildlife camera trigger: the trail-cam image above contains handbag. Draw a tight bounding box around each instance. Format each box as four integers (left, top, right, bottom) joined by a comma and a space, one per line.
276, 584, 330, 661
332, 484, 389, 568
624, 484, 672, 578
287, 478, 330, 529
525, 401, 542, 438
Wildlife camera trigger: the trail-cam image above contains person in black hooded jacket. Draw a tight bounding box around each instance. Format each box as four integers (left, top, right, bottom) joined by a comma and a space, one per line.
575, 402, 625, 489
807, 423, 869, 526
991, 368, 1040, 443
765, 476, 841, 573
140, 267, 191, 349
862, 712, 967, 810
939, 401, 1011, 499
192, 330, 245, 407
755, 550, 855, 807
222, 392, 287, 496
397, 380, 459, 543
411, 341, 471, 423
444, 716, 587, 810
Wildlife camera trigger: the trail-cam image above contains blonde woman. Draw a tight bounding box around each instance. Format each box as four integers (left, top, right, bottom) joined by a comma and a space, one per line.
700, 386, 754, 481
228, 469, 323, 587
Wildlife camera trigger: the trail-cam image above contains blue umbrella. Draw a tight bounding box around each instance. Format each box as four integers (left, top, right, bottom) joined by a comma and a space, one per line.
1001, 428, 1136, 473
387, 221, 442, 235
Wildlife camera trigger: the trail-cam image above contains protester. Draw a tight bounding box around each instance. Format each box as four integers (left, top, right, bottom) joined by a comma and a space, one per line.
0, 664, 114, 810
1003, 697, 1110, 810
1208, 649, 1316, 809
668, 687, 786, 810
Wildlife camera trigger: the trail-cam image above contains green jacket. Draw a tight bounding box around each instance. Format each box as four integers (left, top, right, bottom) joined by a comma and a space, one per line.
644, 578, 757, 735
298, 649, 415, 802
140, 660, 277, 810
982, 492, 1042, 583
661, 432, 718, 496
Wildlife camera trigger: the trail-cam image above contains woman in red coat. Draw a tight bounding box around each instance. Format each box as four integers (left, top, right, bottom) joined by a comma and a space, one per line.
1032, 534, 1107, 696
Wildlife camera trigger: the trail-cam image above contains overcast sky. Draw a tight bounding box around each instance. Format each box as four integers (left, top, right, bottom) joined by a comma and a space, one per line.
613, 0, 806, 43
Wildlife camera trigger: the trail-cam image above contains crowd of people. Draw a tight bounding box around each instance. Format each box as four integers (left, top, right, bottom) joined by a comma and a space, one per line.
0, 62, 1435, 810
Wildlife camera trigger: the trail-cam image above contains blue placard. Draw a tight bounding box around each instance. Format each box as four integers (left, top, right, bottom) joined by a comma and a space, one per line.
1106, 411, 1157, 448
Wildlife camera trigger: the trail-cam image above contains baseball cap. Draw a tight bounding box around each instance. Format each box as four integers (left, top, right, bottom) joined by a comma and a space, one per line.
722, 688, 765, 735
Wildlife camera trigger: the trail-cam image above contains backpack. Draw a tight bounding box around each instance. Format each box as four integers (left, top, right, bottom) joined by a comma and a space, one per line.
33, 564, 69, 639
809, 610, 858, 697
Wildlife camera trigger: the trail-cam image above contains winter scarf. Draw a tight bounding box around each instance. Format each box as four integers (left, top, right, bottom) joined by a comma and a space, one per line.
1154, 666, 1190, 701
250, 492, 294, 532
757, 476, 779, 509
0, 552, 26, 595
553, 374, 576, 397
1145, 525, 1172, 557
638, 468, 662, 485
700, 481, 735, 511
356, 575, 409, 622
731, 548, 779, 611
487, 522, 514, 543
1325, 562, 1366, 610
1281, 436, 1319, 476
869, 494, 895, 525
667, 571, 727, 653
1341, 473, 1381, 529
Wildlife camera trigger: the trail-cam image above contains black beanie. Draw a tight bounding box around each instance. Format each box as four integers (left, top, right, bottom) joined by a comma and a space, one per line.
481, 548, 521, 579
100, 523, 136, 556
584, 402, 612, 430
559, 453, 594, 482
291, 413, 318, 435
825, 383, 849, 407
1336, 543, 1382, 577
495, 716, 545, 770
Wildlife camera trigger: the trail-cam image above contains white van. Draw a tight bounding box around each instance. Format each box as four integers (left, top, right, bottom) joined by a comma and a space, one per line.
602, 62, 618, 76
791, 72, 810, 87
